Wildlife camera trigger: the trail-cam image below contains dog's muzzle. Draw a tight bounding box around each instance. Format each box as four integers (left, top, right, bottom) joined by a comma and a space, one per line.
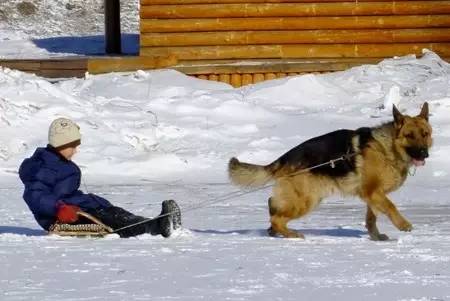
406, 147, 429, 166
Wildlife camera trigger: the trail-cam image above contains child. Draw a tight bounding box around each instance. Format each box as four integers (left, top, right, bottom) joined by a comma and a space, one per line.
19, 118, 181, 238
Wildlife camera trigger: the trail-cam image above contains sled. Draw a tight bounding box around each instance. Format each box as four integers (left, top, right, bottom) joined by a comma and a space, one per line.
48, 211, 114, 237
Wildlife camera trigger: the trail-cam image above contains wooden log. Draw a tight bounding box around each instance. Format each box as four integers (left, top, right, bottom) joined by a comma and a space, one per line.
142, 0, 407, 4
276, 72, 287, 78
230, 73, 242, 87
141, 29, 450, 46
141, 43, 450, 59
140, 2, 450, 19
208, 74, 219, 81
198, 74, 208, 80
141, 15, 450, 33
219, 73, 231, 84
253, 73, 265, 83
242, 74, 253, 85
265, 73, 277, 80
88, 55, 177, 74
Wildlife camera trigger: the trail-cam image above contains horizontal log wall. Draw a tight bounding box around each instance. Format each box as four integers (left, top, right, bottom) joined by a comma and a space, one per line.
142, 0, 442, 3
140, 0, 450, 86
141, 2, 450, 18
141, 43, 450, 59
142, 29, 450, 46
141, 15, 450, 32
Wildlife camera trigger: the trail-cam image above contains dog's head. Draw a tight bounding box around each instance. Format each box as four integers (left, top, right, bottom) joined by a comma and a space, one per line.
392, 102, 432, 166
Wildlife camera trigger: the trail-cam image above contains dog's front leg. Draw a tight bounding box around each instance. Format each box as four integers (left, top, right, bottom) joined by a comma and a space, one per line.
364, 192, 413, 233
365, 205, 389, 241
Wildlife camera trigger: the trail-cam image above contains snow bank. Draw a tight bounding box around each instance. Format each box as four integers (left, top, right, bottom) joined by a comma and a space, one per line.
1, 51, 449, 185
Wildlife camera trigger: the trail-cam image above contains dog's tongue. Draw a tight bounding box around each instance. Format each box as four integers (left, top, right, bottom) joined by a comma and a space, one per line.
412, 159, 425, 167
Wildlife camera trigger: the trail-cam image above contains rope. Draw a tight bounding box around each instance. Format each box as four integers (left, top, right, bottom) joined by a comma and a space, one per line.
112, 151, 358, 233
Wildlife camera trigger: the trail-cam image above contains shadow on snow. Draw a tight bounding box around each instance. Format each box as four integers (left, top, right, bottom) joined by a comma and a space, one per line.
0, 226, 47, 236
192, 227, 367, 238
32, 34, 139, 55
0, 226, 367, 238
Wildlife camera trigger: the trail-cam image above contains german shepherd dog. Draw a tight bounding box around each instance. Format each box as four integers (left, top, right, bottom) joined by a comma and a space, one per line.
228, 103, 432, 240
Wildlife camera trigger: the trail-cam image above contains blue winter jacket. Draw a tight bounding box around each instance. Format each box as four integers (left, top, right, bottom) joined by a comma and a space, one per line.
19, 145, 112, 230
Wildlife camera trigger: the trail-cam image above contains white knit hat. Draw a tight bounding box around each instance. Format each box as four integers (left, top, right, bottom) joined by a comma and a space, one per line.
48, 118, 81, 148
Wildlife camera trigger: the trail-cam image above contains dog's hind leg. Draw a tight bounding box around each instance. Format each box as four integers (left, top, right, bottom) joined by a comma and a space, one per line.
268, 208, 305, 238
268, 191, 319, 239
267, 197, 305, 238
267, 176, 323, 239
365, 205, 389, 241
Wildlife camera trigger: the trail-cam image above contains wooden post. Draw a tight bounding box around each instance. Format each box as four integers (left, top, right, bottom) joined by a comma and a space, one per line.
265, 73, 277, 81
242, 74, 253, 86
219, 74, 231, 84
208, 74, 219, 81
105, 0, 122, 54
230, 74, 242, 87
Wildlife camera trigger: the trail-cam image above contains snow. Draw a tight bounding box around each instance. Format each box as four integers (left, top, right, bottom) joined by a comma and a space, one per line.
1, 12, 450, 300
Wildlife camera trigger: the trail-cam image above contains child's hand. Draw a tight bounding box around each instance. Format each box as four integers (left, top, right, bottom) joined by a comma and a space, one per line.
56, 203, 80, 223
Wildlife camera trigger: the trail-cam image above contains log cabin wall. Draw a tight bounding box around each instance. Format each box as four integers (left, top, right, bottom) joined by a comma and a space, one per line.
140, 0, 450, 87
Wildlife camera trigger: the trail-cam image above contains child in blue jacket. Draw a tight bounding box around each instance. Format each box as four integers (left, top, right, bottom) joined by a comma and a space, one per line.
19, 118, 181, 238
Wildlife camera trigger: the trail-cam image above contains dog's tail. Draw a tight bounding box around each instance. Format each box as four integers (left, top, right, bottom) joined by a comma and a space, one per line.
228, 157, 275, 187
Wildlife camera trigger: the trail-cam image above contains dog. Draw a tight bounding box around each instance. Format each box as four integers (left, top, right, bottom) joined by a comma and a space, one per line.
228, 103, 432, 240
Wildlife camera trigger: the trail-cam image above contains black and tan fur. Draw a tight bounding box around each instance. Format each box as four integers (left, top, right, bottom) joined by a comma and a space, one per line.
228, 103, 432, 240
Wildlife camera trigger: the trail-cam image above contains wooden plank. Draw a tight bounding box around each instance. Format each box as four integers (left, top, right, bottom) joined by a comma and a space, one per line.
141, 43, 450, 59
140, 2, 450, 18
141, 15, 450, 32
40, 59, 87, 70
172, 58, 384, 74
141, 28, 450, 46
0, 59, 87, 71
0, 61, 41, 71
38, 69, 86, 78
87, 55, 177, 74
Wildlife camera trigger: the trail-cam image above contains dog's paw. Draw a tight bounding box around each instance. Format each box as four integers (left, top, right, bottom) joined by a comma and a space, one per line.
397, 220, 413, 232
267, 227, 305, 239
267, 227, 278, 237
285, 230, 305, 239
369, 232, 390, 241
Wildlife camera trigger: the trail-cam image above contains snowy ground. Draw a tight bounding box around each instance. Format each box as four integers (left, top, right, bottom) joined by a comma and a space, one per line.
1, 51, 450, 300
0, 182, 450, 300
1, 182, 450, 301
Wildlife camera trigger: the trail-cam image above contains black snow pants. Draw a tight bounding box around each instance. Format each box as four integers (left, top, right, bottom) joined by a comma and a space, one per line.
86, 206, 162, 238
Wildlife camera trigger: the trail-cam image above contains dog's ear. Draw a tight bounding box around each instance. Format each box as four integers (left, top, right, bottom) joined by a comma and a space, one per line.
418, 102, 429, 121
392, 104, 404, 126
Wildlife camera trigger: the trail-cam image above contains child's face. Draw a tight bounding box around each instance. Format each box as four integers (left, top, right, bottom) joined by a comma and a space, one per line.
59, 146, 78, 161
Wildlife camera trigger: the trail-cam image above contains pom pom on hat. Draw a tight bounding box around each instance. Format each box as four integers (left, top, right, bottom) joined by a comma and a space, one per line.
48, 118, 81, 148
